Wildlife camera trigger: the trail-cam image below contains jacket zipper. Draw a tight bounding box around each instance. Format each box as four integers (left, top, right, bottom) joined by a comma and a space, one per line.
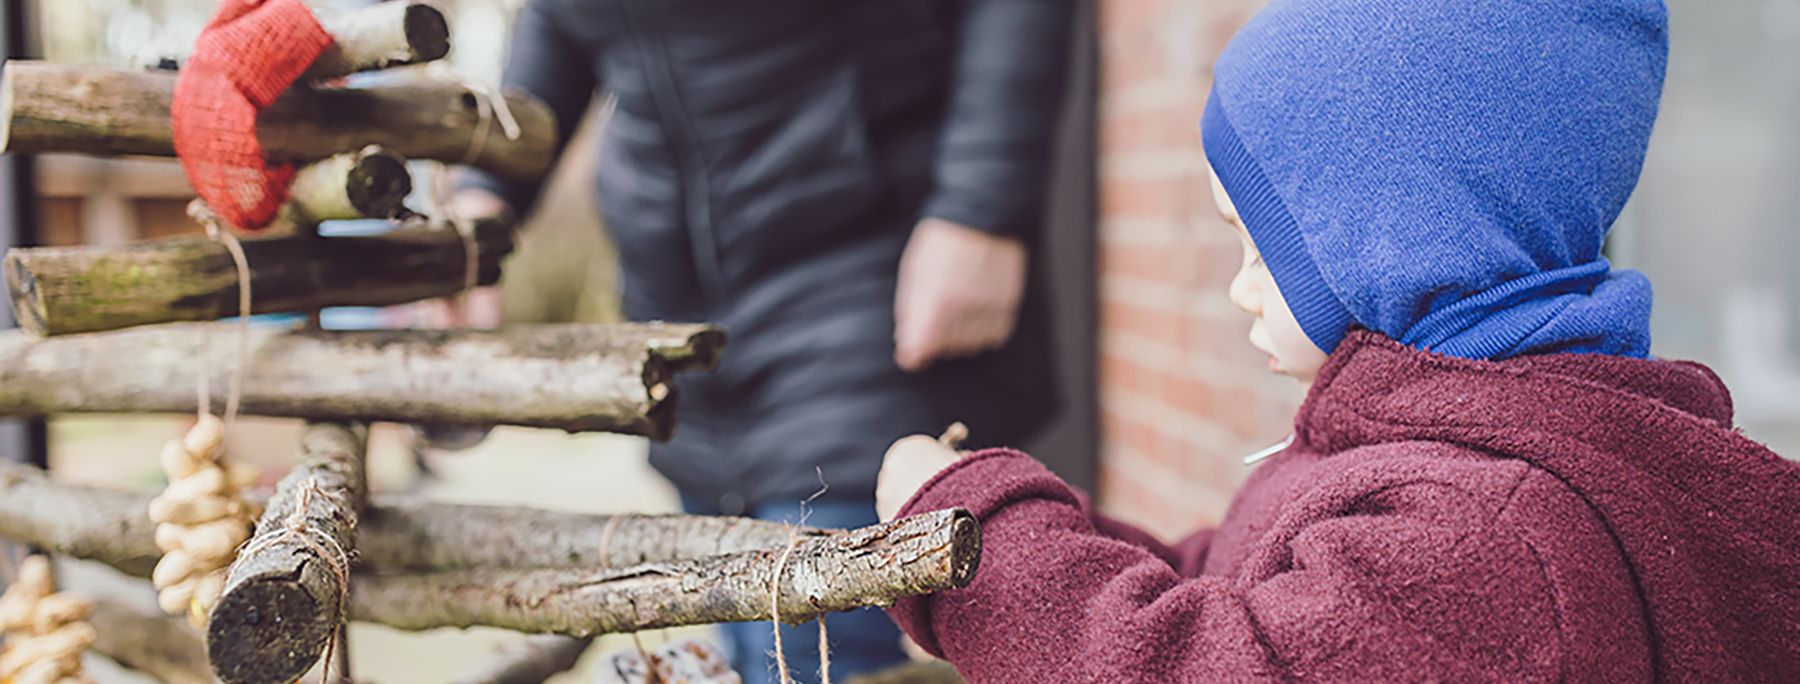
617, 0, 728, 310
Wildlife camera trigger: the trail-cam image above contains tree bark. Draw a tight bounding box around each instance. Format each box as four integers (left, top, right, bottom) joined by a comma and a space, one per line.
0, 461, 811, 577
0, 62, 555, 183
87, 597, 215, 684
208, 422, 367, 684
349, 508, 981, 635
0, 322, 724, 439
0, 465, 161, 578
0, 463, 980, 638
455, 636, 592, 684
284, 145, 412, 224
363, 505, 827, 573
6, 216, 509, 337
307, 0, 450, 81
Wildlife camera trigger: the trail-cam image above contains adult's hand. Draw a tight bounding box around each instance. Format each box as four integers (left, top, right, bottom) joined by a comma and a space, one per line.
893, 218, 1027, 372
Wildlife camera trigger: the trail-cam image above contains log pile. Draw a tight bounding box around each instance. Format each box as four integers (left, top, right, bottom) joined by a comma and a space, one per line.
0, 3, 983, 683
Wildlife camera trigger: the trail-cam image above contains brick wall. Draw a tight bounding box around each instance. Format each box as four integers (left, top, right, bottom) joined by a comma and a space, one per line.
1094, 0, 1305, 539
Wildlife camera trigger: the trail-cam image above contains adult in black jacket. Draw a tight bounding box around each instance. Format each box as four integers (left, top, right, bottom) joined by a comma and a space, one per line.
458, 2, 1072, 680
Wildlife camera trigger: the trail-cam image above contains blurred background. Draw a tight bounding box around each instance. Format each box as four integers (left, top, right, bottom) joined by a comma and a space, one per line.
0, 0, 1796, 681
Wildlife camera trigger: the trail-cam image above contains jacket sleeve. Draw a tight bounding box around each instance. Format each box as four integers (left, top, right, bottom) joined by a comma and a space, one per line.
919, 0, 1075, 240
1074, 489, 1215, 575
460, 0, 599, 214
887, 449, 1566, 682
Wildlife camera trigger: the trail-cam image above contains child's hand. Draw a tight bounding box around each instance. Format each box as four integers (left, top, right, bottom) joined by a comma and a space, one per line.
876, 435, 964, 521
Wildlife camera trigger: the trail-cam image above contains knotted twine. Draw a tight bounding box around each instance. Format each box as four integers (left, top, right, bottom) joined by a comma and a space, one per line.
0, 556, 96, 684
146, 203, 264, 631
226, 476, 354, 684
430, 73, 522, 304
769, 463, 871, 684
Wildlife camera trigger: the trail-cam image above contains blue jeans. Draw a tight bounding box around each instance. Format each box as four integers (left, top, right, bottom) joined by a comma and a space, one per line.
680, 496, 907, 684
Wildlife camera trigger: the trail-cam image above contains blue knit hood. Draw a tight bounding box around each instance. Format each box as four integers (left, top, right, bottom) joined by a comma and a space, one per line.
1202, 0, 1667, 359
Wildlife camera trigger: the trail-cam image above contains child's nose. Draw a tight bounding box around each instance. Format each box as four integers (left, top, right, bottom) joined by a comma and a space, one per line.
1228, 265, 1261, 315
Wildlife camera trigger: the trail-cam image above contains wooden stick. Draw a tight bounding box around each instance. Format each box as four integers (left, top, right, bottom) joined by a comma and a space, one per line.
0, 463, 979, 637
364, 504, 826, 573
349, 508, 981, 635
456, 636, 593, 684
307, 0, 451, 81
87, 597, 214, 684
208, 422, 367, 684
0, 461, 813, 577
0, 62, 555, 183
284, 145, 413, 224
7, 215, 503, 335
0, 322, 724, 439
0, 465, 161, 578
6, 216, 508, 337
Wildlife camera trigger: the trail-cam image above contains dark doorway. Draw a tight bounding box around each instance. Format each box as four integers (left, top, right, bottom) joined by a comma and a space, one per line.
1024, 0, 1099, 493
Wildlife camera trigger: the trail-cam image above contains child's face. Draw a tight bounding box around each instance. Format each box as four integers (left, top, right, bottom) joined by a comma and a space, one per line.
1210, 169, 1329, 382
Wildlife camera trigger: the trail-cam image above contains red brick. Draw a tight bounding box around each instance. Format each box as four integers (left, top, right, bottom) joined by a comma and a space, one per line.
1099, 108, 1204, 157
1100, 296, 1183, 347
1097, 174, 1188, 219
1096, 0, 1287, 519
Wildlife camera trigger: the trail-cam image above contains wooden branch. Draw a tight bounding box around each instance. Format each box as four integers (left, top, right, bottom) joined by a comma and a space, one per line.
0, 465, 161, 578
456, 636, 592, 684
284, 145, 412, 223
363, 504, 825, 573
307, 0, 450, 80
6, 216, 510, 337
0, 322, 725, 439
0, 62, 555, 183
208, 422, 367, 684
0, 461, 809, 577
348, 508, 981, 635
0, 463, 981, 638
87, 597, 214, 684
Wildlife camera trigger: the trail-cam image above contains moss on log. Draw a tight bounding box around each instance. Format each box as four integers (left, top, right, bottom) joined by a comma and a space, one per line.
6, 216, 508, 337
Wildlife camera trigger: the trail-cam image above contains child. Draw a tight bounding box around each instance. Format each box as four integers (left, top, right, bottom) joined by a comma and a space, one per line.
874, 0, 1800, 681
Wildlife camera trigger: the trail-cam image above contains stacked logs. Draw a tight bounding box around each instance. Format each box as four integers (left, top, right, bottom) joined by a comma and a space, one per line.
0, 3, 984, 684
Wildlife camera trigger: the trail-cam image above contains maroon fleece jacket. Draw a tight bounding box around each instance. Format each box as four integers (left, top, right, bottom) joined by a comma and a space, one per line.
889, 331, 1800, 682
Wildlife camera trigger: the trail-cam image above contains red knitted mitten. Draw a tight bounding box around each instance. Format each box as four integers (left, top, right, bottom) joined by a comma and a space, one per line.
171, 0, 334, 230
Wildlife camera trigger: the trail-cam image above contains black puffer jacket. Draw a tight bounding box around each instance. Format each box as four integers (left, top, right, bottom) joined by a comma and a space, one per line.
469, 0, 1071, 506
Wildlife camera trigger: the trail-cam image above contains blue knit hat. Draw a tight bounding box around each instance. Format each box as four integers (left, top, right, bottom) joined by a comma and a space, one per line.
1202, 0, 1667, 359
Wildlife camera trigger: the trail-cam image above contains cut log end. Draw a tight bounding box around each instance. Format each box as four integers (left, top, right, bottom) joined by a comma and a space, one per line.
403, 3, 452, 63
206, 579, 332, 684
307, 1, 452, 80
344, 147, 411, 218
3, 251, 46, 337
946, 510, 981, 588
0, 65, 15, 154
654, 327, 728, 372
